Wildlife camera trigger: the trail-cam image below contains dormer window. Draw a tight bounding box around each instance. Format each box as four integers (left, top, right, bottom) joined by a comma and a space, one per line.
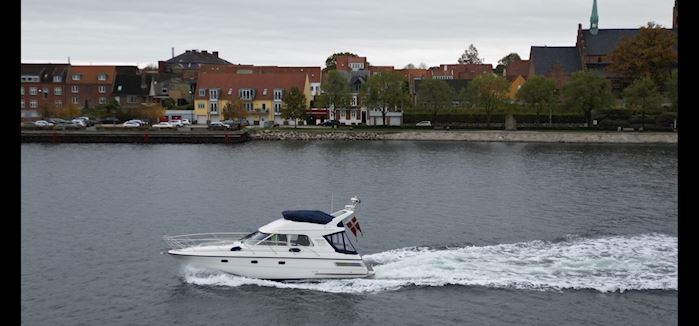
72, 74, 81, 81
98, 73, 107, 81
239, 88, 254, 100
209, 89, 219, 100
198, 88, 206, 97
273, 89, 283, 101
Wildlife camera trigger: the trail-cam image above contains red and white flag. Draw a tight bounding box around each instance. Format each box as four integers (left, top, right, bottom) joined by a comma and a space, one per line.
345, 216, 362, 237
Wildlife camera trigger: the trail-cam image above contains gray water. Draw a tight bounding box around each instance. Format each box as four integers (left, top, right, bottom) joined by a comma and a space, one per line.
21, 141, 677, 325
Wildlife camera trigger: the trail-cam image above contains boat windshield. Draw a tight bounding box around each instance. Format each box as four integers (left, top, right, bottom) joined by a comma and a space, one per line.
241, 231, 270, 244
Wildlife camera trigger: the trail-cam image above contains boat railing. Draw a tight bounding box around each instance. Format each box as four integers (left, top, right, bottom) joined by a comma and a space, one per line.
163, 232, 249, 250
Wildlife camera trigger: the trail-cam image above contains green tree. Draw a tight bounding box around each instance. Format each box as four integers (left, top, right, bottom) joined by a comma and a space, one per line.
404, 63, 416, 69
223, 99, 246, 120
494, 53, 522, 75
140, 104, 166, 124
282, 87, 308, 128
467, 73, 509, 127
417, 79, 454, 124
666, 69, 677, 111
624, 76, 661, 130
562, 71, 614, 127
319, 70, 352, 114
360, 72, 409, 126
517, 75, 557, 126
607, 22, 678, 90
324, 52, 358, 72
458, 44, 483, 64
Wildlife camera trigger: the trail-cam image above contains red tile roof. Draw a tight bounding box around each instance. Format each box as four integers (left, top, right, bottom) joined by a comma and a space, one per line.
505, 60, 530, 81
198, 64, 321, 83
67, 66, 116, 84
196, 71, 308, 101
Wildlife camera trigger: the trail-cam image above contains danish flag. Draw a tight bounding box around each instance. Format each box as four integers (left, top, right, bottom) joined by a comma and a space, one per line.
345, 216, 362, 237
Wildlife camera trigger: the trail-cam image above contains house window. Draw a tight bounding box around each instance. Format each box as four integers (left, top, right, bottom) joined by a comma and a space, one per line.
72, 85, 79, 93
261, 103, 266, 112
273, 89, 283, 100
72, 74, 81, 81
21, 87, 24, 95
29, 87, 37, 95
244, 102, 253, 112
274, 102, 282, 113
98, 85, 106, 93
53, 76, 62, 83
210, 102, 218, 113
54, 87, 62, 95
127, 95, 137, 103
197, 103, 205, 109
55, 100, 63, 108
72, 96, 79, 104
98, 73, 107, 81
209, 89, 219, 100
99, 97, 106, 104
30, 99, 38, 108
198, 88, 206, 97
351, 96, 357, 106
240, 88, 254, 100
161, 87, 168, 94
21, 101, 24, 109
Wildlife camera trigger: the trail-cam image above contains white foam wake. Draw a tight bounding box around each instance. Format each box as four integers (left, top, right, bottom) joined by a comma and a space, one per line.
181, 233, 677, 294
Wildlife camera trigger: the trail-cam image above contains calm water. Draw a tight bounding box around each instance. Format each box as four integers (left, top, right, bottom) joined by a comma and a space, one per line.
21, 141, 677, 326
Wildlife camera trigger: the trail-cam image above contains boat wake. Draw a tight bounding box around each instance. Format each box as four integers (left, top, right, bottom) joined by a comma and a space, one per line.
181, 233, 677, 294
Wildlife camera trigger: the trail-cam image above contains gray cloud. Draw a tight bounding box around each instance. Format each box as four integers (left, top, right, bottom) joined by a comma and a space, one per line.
21, 0, 675, 68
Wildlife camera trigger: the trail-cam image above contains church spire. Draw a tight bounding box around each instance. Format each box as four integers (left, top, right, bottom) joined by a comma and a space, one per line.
590, 0, 599, 35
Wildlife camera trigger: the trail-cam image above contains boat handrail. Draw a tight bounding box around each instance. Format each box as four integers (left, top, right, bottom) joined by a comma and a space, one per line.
163, 232, 250, 249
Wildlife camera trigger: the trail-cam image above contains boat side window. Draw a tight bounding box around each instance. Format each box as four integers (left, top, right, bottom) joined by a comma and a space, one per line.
323, 231, 357, 254
260, 234, 288, 246
242, 231, 270, 244
290, 234, 312, 246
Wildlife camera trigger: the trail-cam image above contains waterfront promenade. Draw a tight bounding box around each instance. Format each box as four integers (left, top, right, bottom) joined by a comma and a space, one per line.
20, 127, 676, 144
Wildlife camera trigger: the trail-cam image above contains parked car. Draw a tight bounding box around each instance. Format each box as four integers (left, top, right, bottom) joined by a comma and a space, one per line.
208, 121, 231, 130
125, 119, 148, 126
152, 122, 175, 129
33, 120, 54, 127
169, 120, 184, 127
321, 119, 343, 127
181, 119, 191, 125
99, 117, 120, 124
76, 116, 94, 126
123, 121, 141, 128
71, 119, 87, 127
221, 120, 241, 129
48, 118, 68, 125
415, 121, 432, 127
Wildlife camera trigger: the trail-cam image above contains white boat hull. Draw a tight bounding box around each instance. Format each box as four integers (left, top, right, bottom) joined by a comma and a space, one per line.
169, 251, 373, 280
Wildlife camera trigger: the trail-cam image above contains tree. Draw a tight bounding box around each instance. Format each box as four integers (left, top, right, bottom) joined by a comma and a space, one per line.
666, 69, 677, 112
607, 22, 678, 90
458, 44, 483, 64
319, 70, 352, 118
624, 76, 661, 130
140, 104, 166, 124
417, 79, 454, 124
466, 73, 509, 127
562, 71, 613, 127
323, 52, 358, 72
223, 99, 246, 120
281, 87, 308, 128
418, 63, 428, 69
494, 53, 522, 75
404, 63, 416, 69
517, 75, 557, 126
360, 72, 409, 126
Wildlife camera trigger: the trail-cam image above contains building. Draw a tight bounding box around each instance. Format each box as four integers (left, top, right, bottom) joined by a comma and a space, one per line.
194, 71, 311, 125
66, 65, 117, 110
112, 66, 154, 108
504, 60, 530, 99
20, 63, 70, 120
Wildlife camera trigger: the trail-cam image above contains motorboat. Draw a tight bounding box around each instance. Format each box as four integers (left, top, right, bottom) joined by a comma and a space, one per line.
163, 196, 374, 280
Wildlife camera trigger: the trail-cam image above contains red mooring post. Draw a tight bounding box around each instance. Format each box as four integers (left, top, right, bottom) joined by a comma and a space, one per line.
224, 133, 229, 144
51, 130, 57, 144
144, 131, 149, 143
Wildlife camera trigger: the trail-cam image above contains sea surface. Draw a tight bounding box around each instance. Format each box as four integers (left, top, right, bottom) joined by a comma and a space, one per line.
21, 141, 677, 325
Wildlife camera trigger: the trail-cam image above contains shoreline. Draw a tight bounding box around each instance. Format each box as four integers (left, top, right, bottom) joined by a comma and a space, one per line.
248, 129, 677, 144
20, 129, 677, 144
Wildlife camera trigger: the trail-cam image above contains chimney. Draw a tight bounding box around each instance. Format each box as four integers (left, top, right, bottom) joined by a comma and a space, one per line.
202, 50, 208, 54
578, 23, 582, 31
213, 51, 219, 58
172, 47, 174, 58
185, 50, 190, 53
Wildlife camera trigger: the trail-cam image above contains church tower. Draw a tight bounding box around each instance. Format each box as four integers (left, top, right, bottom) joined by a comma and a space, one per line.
590, 0, 599, 35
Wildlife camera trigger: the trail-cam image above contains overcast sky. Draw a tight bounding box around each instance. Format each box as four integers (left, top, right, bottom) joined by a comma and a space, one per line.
21, 0, 675, 68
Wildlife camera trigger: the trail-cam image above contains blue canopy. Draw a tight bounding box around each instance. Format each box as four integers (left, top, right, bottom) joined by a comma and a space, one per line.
282, 210, 334, 224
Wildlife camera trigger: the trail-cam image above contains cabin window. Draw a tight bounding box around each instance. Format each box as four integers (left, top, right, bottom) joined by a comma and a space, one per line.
290, 235, 312, 246
241, 231, 270, 244
323, 231, 357, 254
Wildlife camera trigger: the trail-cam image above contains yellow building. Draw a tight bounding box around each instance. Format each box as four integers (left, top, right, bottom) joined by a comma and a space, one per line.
194, 70, 310, 125
507, 75, 527, 100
